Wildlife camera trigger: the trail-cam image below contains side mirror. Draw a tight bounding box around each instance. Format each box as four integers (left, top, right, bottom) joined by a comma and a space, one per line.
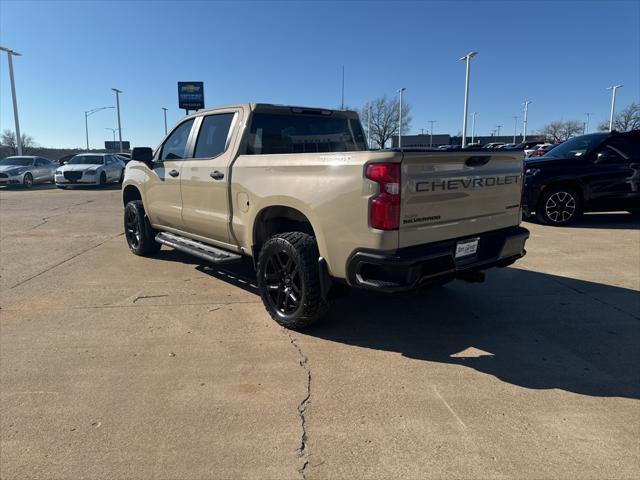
596, 148, 618, 163
131, 147, 154, 165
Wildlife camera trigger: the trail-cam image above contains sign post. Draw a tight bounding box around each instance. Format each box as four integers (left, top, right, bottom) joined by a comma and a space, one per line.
178, 82, 204, 114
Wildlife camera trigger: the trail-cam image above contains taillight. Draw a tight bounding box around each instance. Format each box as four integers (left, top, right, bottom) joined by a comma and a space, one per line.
365, 163, 401, 230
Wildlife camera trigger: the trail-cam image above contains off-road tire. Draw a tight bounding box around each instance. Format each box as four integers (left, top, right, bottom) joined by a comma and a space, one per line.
23, 173, 33, 188
124, 200, 160, 256
536, 186, 582, 226
257, 232, 331, 330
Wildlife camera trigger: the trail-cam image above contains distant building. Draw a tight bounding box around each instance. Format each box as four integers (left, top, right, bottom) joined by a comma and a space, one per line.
392, 133, 546, 148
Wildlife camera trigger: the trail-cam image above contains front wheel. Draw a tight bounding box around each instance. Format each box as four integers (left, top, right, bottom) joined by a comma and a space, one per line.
124, 200, 161, 256
536, 187, 582, 226
257, 232, 331, 329
23, 173, 33, 188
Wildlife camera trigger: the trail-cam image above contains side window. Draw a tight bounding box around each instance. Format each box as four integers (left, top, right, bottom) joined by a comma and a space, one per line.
194, 113, 235, 158
605, 136, 640, 160
35, 158, 46, 166
160, 119, 195, 161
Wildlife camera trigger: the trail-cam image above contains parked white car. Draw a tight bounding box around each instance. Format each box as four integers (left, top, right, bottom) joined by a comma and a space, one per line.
0, 156, 57, 187
524, 143, 551, 157
55, 153, 124, 188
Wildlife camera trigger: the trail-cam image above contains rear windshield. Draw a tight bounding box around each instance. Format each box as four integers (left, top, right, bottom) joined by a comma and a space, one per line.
0, 157, 33, 166
246, 112, 367, 155
68, 155, 104, 165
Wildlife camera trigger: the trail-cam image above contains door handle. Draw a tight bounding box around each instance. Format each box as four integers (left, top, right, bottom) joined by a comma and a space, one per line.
169, 169, 179, 177
210, 170, 224, 180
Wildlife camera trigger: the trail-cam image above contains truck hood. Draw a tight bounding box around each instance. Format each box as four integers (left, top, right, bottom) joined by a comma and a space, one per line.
525, 157, 575, 169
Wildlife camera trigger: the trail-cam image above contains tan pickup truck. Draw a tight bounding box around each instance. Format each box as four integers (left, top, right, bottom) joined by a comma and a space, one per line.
122, 104, 529, 329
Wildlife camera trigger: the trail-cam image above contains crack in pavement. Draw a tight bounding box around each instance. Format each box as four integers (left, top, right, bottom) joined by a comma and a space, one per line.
132, 294, 169, 303
285, 330, 312, 480
9, 232, 124, 289
1, 200, 96, 239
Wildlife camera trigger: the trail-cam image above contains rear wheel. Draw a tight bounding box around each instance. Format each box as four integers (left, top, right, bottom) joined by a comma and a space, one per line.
23, 173, 33, 188
536, 187, 582, 226
257, 232, 330, 329
124, 200, 160, 256
99, 172, 107, 186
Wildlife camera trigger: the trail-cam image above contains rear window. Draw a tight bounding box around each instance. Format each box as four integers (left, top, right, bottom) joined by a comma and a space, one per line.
246, 112, 367, 155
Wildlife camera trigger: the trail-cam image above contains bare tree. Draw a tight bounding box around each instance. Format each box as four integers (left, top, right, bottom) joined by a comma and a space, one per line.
597, 102, 640, 132
1, 129, 37, 155
358, 95, 412, 149
538, 120, 583, 143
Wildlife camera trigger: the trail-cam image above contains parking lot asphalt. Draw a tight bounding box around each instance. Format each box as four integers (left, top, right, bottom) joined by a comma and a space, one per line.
1, 184, 639, 480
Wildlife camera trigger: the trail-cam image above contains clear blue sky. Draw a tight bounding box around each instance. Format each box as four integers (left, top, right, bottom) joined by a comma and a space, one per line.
1, 0, 638, 149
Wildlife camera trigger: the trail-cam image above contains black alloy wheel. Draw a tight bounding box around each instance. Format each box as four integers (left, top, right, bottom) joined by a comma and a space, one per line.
263, 250, 303, 316
125, 206, 141, 250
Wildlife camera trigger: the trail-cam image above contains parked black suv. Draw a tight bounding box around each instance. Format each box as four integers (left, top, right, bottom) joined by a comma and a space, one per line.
523, 131, 639, 225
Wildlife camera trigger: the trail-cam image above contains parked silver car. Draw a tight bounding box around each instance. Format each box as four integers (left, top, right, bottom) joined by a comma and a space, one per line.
0, 156, 57, 187
55, 153, 124, 188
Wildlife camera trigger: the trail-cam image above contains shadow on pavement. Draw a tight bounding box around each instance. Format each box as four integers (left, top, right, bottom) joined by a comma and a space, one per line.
154, 249, 640, 400
524, 212, 639, 230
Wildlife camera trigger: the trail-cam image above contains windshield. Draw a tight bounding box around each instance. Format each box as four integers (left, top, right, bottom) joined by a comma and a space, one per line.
542, 133, 609, 159
68, 155, 104, 165
0, 157, 34, 166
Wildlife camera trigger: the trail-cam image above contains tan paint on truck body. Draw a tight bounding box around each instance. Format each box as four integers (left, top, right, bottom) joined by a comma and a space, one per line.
123, 103, 525, 281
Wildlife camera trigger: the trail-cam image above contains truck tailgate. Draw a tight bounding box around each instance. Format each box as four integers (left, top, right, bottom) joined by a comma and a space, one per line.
399, 151, 523, 248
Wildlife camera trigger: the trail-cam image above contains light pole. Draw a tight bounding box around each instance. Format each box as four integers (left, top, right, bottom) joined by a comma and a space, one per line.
496, 124, 502, 137
84, 107, 114, 150
512, 116, 518, 143
0, 46, 23, 155
398, 87, 406, 149
522, 100, 531, 142
162, 107, 168, 135
459, 50, 477, 148
584, 112, 592, 134
105, 127, 117, 142
471, 112, 477, 144
112, 88, 123, 152
429, 120, 436, 147
367, 105, 372, 149
607, 85, 623, 132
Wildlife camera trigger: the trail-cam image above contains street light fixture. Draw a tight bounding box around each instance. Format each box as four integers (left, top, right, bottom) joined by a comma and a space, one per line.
496, 124, 502, 137
459, 50, 477, 148
112, 88, 123, 152
105, 127, 117, 142
429, 120, 436, 147
398, 87, 406, 149
84, 107, 114, 150
607, 85, 623, 132
522, 100, 531, 142
162, 107, 168, 135
0, 46, 23, 155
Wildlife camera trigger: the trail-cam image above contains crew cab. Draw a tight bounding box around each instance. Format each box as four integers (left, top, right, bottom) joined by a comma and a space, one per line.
122, 104, 529, 329
523, 131, 640, 225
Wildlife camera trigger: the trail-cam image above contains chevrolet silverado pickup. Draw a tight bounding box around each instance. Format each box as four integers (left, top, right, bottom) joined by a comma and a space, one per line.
122, 104, 529, 329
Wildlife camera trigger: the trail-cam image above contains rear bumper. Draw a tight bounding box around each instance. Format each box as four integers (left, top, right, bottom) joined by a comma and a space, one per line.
346, 226, 529, 292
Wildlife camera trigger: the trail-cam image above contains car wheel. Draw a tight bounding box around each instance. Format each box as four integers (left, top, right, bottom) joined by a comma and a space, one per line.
23, 173, 33, 188
56, 185, 67, 189
536, 187, 582, 226
257, 232, 331, 330
100, 172, 107, 186
124, 200, 161, 256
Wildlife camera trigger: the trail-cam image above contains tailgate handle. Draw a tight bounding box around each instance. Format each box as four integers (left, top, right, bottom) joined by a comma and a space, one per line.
465, 156, 491, 167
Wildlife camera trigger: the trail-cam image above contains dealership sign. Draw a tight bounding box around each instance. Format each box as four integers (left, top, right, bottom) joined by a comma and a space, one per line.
178, 81, 204, 110
105, 141, 130, 150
